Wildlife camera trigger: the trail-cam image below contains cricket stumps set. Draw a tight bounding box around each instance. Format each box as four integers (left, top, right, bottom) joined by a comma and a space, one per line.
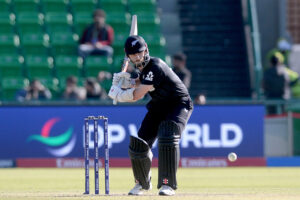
84, 115, 109, 195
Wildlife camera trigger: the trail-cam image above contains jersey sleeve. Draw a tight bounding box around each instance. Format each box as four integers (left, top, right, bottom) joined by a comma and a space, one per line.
141, 64, 163, 86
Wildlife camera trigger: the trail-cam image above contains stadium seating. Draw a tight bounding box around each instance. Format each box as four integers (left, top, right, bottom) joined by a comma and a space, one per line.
128, 0, 156, 14
135, 12, 160, 35
41, 0, 69, 13
13, 0, 40, 13
100, 0, 127, 13
106, 12, 130, 36
84, 56, 112, 77
73, 12, 91, 35
44, 12, 73, 34
50, 32, 78, 56
16, 12, 44, 35
0, 33, 19, 55
54, 55, 83, 79
0, 77, 29, 100
0, 0, 167, 101
70, 0, 98, 13
0, 0, 11, 12
178, 0, 251, 97
25, 55, 54, 78
20, 33, 49, 56
112, 33, 127, 56
111, 55, 124, 72
0, 55, 24, 78
0, 12, 15, 34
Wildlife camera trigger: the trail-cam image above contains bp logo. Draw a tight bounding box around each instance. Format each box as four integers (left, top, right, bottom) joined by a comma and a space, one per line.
27, 118, 76, 157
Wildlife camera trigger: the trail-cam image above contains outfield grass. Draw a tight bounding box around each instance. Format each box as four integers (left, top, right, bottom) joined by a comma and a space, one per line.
0, 167, 300, 200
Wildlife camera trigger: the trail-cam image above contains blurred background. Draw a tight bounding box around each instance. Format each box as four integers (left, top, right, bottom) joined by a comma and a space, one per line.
0, 0, 300, 168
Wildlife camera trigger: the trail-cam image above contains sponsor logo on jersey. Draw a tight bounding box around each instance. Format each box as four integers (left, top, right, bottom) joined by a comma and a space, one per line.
145, 71, 154, 81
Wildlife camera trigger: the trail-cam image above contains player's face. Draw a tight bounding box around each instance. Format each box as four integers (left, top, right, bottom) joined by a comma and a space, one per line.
128, 51, 145, 68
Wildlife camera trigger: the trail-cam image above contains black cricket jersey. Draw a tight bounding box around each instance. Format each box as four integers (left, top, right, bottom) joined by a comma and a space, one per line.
139, 57, 191, 107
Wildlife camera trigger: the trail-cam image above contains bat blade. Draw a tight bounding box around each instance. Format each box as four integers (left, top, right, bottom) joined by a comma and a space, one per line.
122, 14, 138, 72
129, 15, 138, 36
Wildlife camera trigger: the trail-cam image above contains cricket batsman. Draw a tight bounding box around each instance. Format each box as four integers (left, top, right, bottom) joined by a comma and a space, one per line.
108, 35, 193, 196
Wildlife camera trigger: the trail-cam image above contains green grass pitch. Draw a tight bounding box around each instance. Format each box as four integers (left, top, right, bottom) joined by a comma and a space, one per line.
0, 167, 300, 200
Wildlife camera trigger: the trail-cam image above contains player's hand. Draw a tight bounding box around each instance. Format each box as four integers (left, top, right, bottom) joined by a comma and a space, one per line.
112, 72, 132, 88
108, 85, 122, 100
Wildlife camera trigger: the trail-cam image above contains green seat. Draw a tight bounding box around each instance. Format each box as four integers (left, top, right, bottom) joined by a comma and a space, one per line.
73, 12, 92, 34
106, 12, 130, 35
0, 0, 11, 12
101, 0, 126, 13
0, 55, 24, 78
84, 56, 112, 77
0, 12, 15, 34
112, 33, 127, 56
136, 12, 160, 35
44, 12, 73, 34
50, 32, 78, 56
41, 0, 68, 12
1, 77, 29, 100
16, 12, 44, 34
25, 55, 53, 78
100, 78, 111, 92
20, 33, 49, 56
112, 55, 125, 72
0, 34, 19, 55
54, 55, 83, 79
128, 0, 156, 13
143, 34, 165, 54
70, 0, 97, 13
13, 0, 40, 13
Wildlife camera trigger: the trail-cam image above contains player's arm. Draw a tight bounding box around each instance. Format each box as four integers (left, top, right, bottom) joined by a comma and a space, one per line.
134, 78, 141, 87
132, 84, 153, 101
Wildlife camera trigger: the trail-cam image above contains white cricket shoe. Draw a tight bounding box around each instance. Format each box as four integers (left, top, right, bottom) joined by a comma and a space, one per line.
128, 183, 152, 195
159, 185, 175, 196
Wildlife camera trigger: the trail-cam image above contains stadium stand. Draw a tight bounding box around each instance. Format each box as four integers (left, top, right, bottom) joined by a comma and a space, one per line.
0, 0, 166, 101
178, 0, 251, 98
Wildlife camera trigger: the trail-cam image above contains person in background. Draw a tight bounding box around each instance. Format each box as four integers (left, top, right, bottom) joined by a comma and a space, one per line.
265, 38, 292, 68
85, 77, 108, 100
194, 93, 206, 105
78, 9, 114, 58
262, 53, 293, 114
25, 79, 52, 100
62, 76, 86, 100
171, 53, 191, 90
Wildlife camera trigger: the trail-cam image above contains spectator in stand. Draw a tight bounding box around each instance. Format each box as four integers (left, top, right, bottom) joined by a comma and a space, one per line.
194, 93, 206, 105
62, 76, 86, 100
262, 53, 293, 114
85, 77, 108, 100
78, 9, 114, 58
21, 79, 52, 101
266, 38, 292, 68
172, 52, 191, 89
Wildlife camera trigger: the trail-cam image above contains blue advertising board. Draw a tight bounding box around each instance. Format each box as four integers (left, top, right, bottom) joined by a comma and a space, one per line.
0, 105, 264, 159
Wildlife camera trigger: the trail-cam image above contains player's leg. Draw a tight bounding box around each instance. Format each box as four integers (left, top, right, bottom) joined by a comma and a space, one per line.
128, 110, 164, 195
157, 102, 193, 196
128, 136, 152, 195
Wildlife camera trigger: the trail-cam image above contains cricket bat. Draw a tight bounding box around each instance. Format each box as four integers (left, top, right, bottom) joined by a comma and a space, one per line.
113, 15, 138, 105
